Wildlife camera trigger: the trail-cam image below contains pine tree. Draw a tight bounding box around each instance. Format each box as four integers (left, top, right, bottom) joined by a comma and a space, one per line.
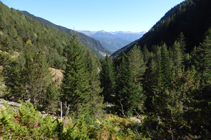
84, 50, 104, 117
188, 29, 211, 138
143, 52, 156, 112
3, 46, 58, 111
0, 52, 16, 95
153, 45, 162, 94
127, 45, 146, 112
115, 53, 140, 116
44, 80, 59, 114
161, 43, 171, 87
178, 32, 186, 54
3, 55, 26, 101
100, 54, 116, 103
127, 45, 146, 84
143, 46, 163, 114
61, 35, 90, 114
21, 48, 53, 108
143, 45, 150, 63
172, 41, 184, 70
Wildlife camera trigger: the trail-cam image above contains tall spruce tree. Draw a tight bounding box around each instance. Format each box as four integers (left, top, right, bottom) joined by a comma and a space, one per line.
161, 43, 171, 87
2, 58, 23, 99
188, 29, 211, 138
127, 45, 146, 84
143, 45, 150, 63
127, 45, 146, 112
115, 53, 140, 116
84, 50, 104, 117
100, 54, 115, 103
61, 35, 90, 114
143, 52, 156, 112
172, 41, 184, 70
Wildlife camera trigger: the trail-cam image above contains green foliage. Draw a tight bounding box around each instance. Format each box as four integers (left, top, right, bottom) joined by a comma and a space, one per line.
1, 0, 211, 139
0, 52, 13, 96
115, 53, 141, 116
84, 50, 105, 118
0, 100, 147, 139
0, 100, 58, 139
2, 48, 59, 112
62, 114, 145, 139
61, 35, 92, 115
127, 46, 147, 113
0, 2, 100, 70
100, 55, 116, 103
192, 29, 211, 86
107, 30, 211, 139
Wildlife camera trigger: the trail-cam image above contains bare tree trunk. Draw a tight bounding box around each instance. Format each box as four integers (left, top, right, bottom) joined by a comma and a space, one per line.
120, 101, 142, 140
170, 127, 174, 140
60, 102, 62, 122
63, 102, 70, 128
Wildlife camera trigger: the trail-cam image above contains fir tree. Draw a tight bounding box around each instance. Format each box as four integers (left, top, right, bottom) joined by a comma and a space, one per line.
115, 53, 140, 116
188, 29, 211, 138
172, 41, 184, 70
142, 45, 150, 63
3, 46, 57, 111
161, 43, 171, 87
100, 54, 116, 103
127, 45, 146, 84
44, 80, 60, 114
127, 45, 146, 112
61, 35, 90, 114
177, 32, 186, 54
84, 50, 104, 118
22, 48, 53, 108
143, 52, 156, 112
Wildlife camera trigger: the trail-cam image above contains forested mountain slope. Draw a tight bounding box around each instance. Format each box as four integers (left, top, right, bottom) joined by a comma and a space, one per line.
21, 11, 111, 57
0, 2, 100, 69
112, 0, 211, 57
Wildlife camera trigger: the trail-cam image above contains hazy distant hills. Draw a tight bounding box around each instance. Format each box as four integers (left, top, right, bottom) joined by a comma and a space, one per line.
78, 30, 146, 52
21, 11, 111, 57
112, 0, 211, 57
93, 37, 131, 52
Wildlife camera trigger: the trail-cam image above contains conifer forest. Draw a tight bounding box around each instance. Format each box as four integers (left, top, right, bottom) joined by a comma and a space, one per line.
0, 0, 211, 139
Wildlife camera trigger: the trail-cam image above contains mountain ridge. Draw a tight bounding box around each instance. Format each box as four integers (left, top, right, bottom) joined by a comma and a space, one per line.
21, 11, 111, 57
78, 30, 146, 41
111, 0, 211, 57
78, 30, 145, 52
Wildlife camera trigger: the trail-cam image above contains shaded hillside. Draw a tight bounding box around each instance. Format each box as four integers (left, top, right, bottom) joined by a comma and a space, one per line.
112, 0, 211, 56
21, 11, 111, 57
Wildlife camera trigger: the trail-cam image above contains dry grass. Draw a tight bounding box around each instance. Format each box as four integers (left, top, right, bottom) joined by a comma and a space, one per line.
0, 50, 19, 59
49, 67, 63, 84
11, 51, 19, 59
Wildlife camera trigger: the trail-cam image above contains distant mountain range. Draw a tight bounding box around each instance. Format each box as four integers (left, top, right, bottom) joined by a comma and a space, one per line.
78, 30, 146, 52
21, 11, 111, 57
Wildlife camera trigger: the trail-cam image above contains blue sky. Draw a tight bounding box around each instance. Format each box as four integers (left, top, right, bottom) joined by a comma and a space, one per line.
1, 0, 184, 32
